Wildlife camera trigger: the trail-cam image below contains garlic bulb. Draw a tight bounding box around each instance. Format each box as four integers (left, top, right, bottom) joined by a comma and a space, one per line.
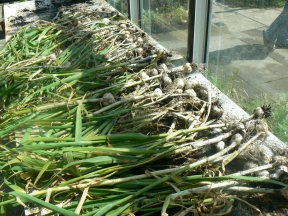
183, 63, 192, 73
153, 88, 163, 97
102, 93, 115, 107
174, 78, 185, 89
256, 170, 270, 178
231, 133, 243, 145
159, 63, 169, 72
102, 18, 110, 25
198, 88, 208, 98
184, 89, 197, 98
128, 43, 137, 50
126, 37, 134, 43
185, 78, 198, 90
137, 37, 144, 44
149, 68, 158, 76
119, 23, 127, 28
135, 48, 143, 56
210, 104, 223, 118
255, 119, 268, 135
254, 107, 265, 119
139, 71, 149, 80
216, 141, 225, 152
174, 89, 183, 94
162, 74, 172, 86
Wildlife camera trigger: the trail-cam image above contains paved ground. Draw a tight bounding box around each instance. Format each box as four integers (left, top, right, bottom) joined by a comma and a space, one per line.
209, 2, 288, 102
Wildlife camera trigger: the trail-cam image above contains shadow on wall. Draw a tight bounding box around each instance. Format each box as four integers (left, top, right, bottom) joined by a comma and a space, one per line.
209, 44, 271, 65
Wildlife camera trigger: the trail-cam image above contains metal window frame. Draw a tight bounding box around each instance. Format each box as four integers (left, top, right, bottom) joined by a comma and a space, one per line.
128, 0, 140, 26
187, 0, 212, 64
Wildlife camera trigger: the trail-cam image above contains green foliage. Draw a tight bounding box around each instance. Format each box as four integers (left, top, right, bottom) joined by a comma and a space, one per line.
215, 0, 286, 8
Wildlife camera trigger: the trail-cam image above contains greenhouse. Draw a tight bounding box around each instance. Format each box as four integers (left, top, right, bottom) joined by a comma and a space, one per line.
0, 0, 288, 215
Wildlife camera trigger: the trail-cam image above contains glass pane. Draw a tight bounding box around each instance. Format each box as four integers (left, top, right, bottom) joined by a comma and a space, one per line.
141, 0, 189, 56
208, 0, 288, 144
106, 0, 129, 17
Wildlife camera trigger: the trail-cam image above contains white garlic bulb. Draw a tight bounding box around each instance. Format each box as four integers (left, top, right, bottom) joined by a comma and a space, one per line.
126, 37, 134, 43
102, 93, 115, 107
216, 141, 225, 152
231, 133, 243, 145
149, 68, 158, 76
184, 89, 197, 98
198, 88, 208, 98
174, 89, 183, 94
153, 88, 163, 97
119, 23, 127, 28
185, 78, 199, 90
159, 63, 169, 72
183, 62, 192, 73
174, 78, 185, 89
162, 74, 172, 86
137, 37, 144, 44
256, 170, 270, 178
254, 107, 265, 118
102, 18, 110, 25
128, 43, 137, 50
135, 48, 143, 56
140, 71, 149, 80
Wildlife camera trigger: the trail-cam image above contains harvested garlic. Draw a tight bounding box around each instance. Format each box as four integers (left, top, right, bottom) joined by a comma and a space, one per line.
159, 63, 169, 72
183, 62, 192, 73
174, 78, 185, 89
140, 71, 149, 79
149, 68, 158, 76
135, 47, 143, 56
119, 23, 127, 28
216, 141, 225, 152
128, 44, 137, 50
184, 89, 197, 98
153, 88, 163, 97
174, 89, 183, 94
185, 78, 199, 90
256, 170, 270, 178
102, 18, 110, 25
126, 37, 133, 43
137, 37, 144, 44
162, 74, 172, 86
254, 107, 265, 118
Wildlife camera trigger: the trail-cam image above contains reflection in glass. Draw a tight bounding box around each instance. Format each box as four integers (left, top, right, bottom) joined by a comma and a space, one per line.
141, 0, 189, 56
106, 0, 129, 17
208, 0, 288, 144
